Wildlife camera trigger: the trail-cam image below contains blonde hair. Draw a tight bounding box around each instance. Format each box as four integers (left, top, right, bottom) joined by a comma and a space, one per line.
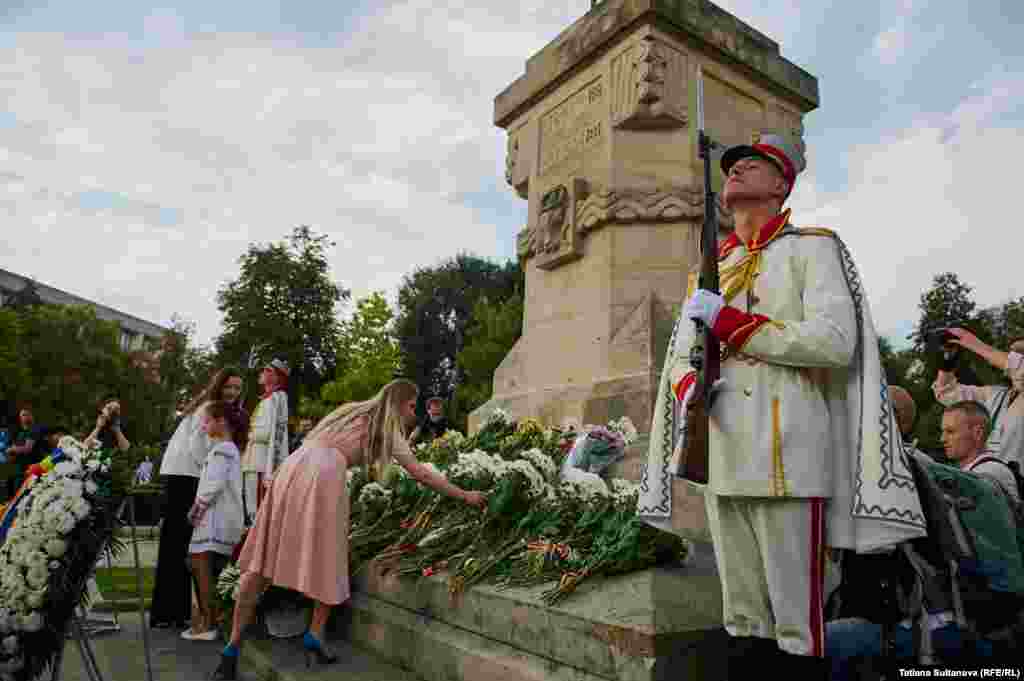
305, 379, 418, 481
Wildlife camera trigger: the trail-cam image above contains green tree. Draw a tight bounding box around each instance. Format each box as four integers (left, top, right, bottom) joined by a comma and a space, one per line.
321, 292, 403, 406
451, 293, 524, 431
15, 305, 126, 437
910, 272, 977, 354
394, 254, 522, 415
0, 309, 30, 425
215, 226, 349, 412
157, 316, 217, 413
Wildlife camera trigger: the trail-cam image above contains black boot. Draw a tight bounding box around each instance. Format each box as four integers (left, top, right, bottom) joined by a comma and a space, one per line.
209, 652, 238, 681
725, 636, 765, 681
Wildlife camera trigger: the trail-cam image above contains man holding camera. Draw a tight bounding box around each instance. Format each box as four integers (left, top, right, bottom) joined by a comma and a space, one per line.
932, 329, 1024, 466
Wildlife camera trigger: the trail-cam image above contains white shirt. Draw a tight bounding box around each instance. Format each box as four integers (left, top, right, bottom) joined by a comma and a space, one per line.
159, 406, 212, 478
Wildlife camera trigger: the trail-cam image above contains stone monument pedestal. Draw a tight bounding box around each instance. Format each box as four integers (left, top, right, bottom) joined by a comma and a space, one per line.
346, 543, 728, 681
468, 0, 818, 490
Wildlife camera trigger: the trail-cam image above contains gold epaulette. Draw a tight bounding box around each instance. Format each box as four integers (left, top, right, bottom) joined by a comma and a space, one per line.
795, 227, 837, 238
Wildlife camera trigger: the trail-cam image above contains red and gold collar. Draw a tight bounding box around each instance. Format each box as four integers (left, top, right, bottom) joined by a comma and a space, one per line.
718, 208, 791, 261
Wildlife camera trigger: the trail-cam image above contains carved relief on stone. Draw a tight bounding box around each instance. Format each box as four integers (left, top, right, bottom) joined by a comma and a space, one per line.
518, 178, 590, 270
575, 184, 734, 234
519, 181, 734, 266
610, 36, 688, 130
504, 128, 528, 199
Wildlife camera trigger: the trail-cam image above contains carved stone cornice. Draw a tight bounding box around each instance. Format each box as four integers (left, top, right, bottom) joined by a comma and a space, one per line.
575, 183, 733, 234
518, 180, 733, 267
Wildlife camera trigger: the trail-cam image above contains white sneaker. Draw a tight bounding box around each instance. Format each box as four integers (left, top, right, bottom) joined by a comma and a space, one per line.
180, 628, 219, 641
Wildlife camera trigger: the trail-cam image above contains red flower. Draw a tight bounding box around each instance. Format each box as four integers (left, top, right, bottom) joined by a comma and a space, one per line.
28, 464, 45, 478
422, 567, 435, 577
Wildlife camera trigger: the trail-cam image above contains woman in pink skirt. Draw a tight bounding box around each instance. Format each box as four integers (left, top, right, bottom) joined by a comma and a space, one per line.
210, 379, 487, 679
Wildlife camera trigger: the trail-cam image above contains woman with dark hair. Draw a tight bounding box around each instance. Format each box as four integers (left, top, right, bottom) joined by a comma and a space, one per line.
209, 379, 487, 679
150, 367, 249, 630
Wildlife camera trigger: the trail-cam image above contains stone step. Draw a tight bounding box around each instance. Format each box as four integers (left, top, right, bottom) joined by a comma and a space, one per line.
348, 543, 729, 681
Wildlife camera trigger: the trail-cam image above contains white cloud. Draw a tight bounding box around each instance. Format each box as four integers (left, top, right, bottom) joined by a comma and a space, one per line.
871, 26, 908, 65
788, 69, 1024, 342
0, 1, 595, 346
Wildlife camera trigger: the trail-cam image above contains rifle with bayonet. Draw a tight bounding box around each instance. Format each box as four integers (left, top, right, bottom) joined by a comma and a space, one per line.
673, 65, 720, 485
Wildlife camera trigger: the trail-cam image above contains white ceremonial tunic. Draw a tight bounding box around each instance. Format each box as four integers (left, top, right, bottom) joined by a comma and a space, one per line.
638, 211, 928, 657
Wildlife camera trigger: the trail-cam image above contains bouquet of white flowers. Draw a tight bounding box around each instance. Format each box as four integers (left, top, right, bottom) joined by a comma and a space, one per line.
0, 437, 122, 681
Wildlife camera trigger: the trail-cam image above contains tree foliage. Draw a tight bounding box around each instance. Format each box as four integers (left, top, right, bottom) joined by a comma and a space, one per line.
215, 226, 349, 411
451, 294, 524, 430
319, 292, 403, 409
394, 254, 522, 415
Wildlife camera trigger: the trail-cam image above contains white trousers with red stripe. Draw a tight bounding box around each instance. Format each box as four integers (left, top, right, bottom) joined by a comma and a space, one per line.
704, 494, 826, 657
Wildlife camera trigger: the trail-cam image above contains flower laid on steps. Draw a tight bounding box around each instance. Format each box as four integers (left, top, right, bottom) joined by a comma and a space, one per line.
215, 414, 686, 611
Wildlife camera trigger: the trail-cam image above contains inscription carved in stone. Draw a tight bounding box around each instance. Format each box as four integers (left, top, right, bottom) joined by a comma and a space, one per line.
611, 36, 688, 130
538, 79, 605, 177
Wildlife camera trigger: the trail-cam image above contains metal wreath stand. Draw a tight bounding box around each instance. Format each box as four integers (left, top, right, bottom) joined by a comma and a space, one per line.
49, 495, 155, 681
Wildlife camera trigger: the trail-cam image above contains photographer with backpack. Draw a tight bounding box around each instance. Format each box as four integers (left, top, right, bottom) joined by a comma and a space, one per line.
933, 329, 1024, 468
826, 391, 1023, 679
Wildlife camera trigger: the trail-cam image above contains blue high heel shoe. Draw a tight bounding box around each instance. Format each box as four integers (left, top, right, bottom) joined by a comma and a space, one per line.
302, 631, 339, 667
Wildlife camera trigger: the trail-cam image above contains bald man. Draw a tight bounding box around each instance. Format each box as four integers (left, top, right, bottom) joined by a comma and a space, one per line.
888, 386, 917, 441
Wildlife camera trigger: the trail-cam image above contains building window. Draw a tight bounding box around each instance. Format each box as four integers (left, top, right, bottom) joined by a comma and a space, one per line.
120, 330, 135, 351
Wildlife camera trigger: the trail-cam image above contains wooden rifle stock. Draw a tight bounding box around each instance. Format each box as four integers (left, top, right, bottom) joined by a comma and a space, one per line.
675, 128, 720, 485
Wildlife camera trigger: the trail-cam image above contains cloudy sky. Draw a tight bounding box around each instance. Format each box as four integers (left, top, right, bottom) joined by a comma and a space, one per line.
1, 1, 1021, 349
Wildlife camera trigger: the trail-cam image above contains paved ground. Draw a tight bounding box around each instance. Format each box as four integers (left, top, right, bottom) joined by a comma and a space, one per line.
60, 527, 419, 681
59, 612, 420, 681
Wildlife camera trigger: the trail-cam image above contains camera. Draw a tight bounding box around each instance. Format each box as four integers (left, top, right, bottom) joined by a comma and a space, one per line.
925, 327, 958, 354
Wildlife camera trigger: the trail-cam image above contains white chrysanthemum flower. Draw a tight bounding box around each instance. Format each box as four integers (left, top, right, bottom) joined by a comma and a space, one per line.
441, 430, 465, 446
484, 407, 510, 426
25, 588, 46, 610
506, 460, 546, 497
53, 461, 81, 478
70, 498, 91, 521
610, 478, 640, 502
44, 539, 67, 559
25, 565, 48, 590
55, 512, 77, 535
561, 468, 610, 500
358, 482, 392, 505
520, 448, 557, 481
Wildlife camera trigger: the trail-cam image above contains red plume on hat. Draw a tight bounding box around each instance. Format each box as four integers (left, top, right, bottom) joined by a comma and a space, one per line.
720, 132, 806, 199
